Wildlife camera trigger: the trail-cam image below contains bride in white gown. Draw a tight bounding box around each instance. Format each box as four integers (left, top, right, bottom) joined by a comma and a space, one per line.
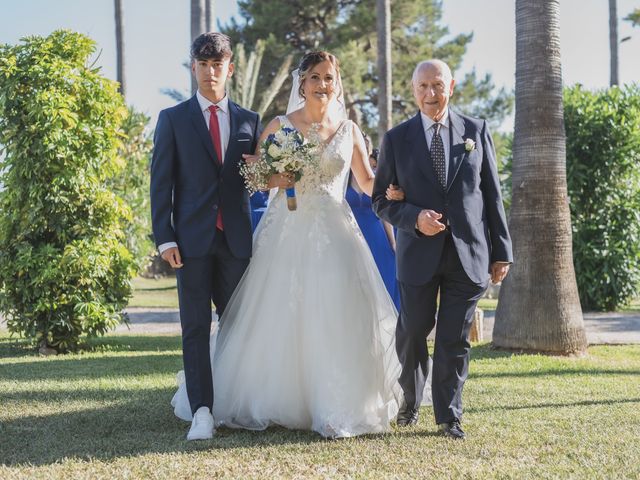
172, 51, 430, 438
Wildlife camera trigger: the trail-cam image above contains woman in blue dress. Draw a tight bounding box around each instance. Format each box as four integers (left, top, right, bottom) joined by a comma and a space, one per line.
249, 191, 269, 230
346, 134, 401, 310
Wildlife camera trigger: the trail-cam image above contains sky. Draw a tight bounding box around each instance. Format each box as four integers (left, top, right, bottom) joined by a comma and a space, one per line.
1, 0, 639, 131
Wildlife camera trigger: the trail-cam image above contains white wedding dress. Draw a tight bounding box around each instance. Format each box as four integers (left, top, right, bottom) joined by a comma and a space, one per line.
172, 116, 429, 438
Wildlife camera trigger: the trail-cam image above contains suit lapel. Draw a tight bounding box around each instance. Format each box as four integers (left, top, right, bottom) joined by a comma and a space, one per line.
188, 95, 218, 166
222, 100, 240, 173
406, 113, 442, 192
446, 109, 468, 192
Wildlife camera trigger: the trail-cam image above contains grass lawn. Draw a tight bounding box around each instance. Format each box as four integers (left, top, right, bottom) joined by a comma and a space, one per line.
129, 276, 178, 309
1, 335, 638, 479
477, 297, 498, 311
128, 276, 501, 313
622, 297, 640, 313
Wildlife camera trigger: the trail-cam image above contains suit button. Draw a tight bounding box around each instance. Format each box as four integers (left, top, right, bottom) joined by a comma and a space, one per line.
213, 205, 218, 210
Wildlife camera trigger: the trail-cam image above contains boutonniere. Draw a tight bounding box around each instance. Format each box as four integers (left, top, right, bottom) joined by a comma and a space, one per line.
464, 138, 476, 152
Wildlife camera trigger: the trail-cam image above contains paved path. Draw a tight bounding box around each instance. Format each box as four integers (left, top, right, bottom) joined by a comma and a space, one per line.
3, 308, 640, 344
119, 307, 640, 345
481, 310, 640, 345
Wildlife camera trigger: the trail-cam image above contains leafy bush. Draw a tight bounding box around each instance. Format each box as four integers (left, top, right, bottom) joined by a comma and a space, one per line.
564, 84, 640, 311
0, 30, 137, 351
109, 107, 154, 270
493, 130, 513, 215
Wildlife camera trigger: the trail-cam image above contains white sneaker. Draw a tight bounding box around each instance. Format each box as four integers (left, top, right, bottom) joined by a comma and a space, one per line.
186, 406, 215, 441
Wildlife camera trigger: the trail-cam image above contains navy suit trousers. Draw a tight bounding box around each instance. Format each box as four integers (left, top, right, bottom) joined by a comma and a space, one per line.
396, 232, 488, 424
176, 230, 250, 415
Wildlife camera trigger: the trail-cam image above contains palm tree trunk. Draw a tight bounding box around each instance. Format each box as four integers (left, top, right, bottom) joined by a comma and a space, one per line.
256, 54, 294, 117
191, 0, 206, 95
114, 0, 125, 98
376, 0, 392, 141
609, 0, 619, 86
493, 0, 587, 354
205, 0, 214, 32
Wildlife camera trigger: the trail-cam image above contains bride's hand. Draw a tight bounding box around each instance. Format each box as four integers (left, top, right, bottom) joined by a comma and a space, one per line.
269, 172, 296, 189
242, 153, 260, 165
386, 184, 405, 201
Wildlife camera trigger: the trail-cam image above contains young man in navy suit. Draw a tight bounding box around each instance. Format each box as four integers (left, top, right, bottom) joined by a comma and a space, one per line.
373, 59, 513, 439
150, 33, 261, 440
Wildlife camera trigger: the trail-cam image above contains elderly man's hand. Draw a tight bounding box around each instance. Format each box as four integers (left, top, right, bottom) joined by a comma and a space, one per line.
490, 262, 510, 284
416, 209, 446, 236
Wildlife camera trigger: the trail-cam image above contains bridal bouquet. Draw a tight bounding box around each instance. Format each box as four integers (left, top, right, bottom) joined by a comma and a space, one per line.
240, 125, 318, 211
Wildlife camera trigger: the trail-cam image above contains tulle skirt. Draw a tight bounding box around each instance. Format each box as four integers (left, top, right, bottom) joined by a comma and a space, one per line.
172, 192, 430, 437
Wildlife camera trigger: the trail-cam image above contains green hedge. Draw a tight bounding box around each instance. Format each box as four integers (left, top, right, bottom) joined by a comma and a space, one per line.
564, 84, 640, 311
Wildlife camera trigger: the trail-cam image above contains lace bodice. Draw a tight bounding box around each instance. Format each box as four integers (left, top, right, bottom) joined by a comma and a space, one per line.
277, 116, 353, 202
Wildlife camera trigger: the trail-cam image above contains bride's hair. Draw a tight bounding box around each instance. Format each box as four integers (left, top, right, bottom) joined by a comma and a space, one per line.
297, 51, 341, 99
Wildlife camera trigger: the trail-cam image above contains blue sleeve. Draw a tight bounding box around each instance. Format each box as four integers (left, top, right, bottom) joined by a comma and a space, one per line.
150, 110, 177, 247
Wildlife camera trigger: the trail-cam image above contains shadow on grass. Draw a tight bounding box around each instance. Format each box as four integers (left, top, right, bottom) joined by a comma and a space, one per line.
470, 344, 517, 360
136, 285, 177, 291
0, 352, 183, 381
389, 427, 442, 439
0, 335, 182, 359
0, 388, 333, 466
470, 368, 640, 379
0, 336, 35, 359
0, 334, 337, 466
90, 335, 182, 352
466, 397, 640, 414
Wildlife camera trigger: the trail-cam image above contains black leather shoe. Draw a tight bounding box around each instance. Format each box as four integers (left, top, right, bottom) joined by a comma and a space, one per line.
396, 404, 419, 427
439, 419, 465, 439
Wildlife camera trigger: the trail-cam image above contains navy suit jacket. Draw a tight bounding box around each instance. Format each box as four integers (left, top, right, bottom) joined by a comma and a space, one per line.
150, 95, 261, 259
372, 109, 513, 285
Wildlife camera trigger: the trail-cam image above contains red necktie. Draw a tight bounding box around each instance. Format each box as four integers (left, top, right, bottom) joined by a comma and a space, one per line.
208, 105, 224, 231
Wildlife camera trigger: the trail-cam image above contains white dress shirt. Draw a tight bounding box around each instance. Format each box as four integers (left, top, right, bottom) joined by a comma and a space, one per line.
420, 109, 450, 185
158, 92, 232, 255
196, 90, 231, 163
415, 110, 451, 231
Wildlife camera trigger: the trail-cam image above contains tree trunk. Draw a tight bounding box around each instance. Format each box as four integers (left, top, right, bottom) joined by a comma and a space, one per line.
609, 0, 619, 86
376, 0, 392, 140
256, 53, 294, 117
493, 0, 587, 354
114, 0, 125, 97
191, 0, 206, 95
205, 0, 214, 32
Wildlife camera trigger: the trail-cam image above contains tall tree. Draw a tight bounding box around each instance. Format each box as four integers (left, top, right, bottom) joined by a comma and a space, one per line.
224, 0, 512, 140
626, 8, 640, 26
114, 0, 126, 97
376, 0, 392, 140
205, 0, 214, 31
609, 0, 619, 86
191, 0, 206, 95
227, 40, 293, 116
493, 0, 587, 353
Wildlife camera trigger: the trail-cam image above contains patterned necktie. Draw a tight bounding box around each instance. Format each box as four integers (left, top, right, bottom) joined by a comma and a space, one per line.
431, 122, 446, 189
208, 105, 224, 231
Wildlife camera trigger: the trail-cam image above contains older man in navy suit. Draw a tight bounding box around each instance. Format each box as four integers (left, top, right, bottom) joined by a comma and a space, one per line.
150, 33, 262, 441
373, 59, 513, 439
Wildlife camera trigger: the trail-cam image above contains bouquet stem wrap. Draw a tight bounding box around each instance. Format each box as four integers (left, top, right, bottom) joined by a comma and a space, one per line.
285, 187, 297, 211
239, 124, 319, 212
